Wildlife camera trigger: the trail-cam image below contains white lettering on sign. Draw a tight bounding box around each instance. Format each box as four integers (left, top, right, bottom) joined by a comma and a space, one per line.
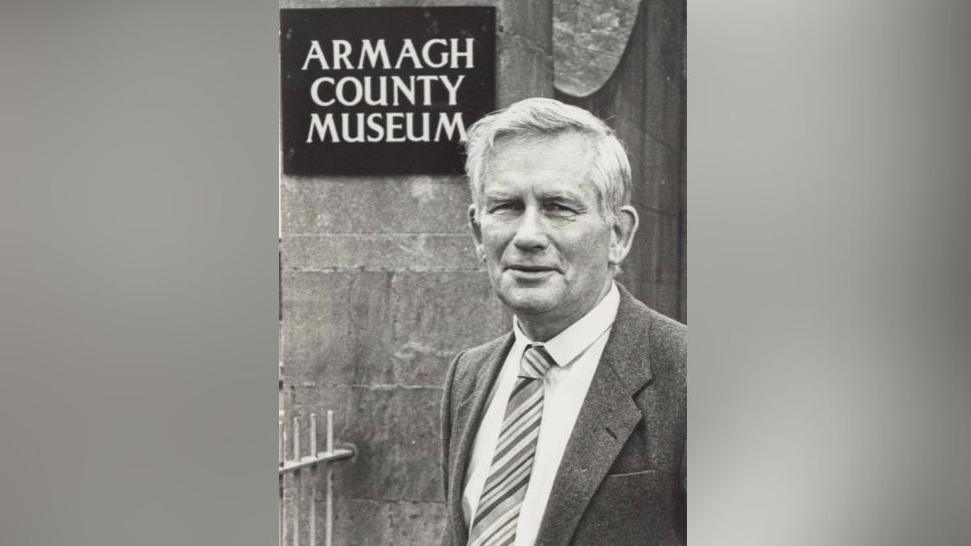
300, 37, 478, 144
300, 38, 475, 70
306, 112, 468, 144
309, 75, 467, 107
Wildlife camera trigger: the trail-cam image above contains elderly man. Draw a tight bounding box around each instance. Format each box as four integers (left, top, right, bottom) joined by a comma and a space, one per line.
440, 98, 686, 546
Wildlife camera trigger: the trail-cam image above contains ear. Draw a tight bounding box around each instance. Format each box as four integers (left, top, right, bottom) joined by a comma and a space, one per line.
468, 204, 485, 259
608, 205, 639, 267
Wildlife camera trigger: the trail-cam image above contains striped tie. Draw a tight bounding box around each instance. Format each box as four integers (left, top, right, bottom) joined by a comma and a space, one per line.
468, 343, 556, 546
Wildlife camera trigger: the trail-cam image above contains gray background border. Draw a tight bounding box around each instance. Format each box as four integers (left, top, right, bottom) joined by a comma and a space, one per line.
1, 1, 969, 544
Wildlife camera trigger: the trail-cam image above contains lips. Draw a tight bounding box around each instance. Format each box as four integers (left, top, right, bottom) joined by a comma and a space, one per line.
505, 264, 558, 273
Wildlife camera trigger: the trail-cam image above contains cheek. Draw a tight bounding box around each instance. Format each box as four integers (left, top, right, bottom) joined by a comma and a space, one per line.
481, 238, 507, 262
481, 225, 514, 253
562, 228, 611, 261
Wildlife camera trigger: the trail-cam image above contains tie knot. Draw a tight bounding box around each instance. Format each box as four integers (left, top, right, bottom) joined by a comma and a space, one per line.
519, 343, 556, 379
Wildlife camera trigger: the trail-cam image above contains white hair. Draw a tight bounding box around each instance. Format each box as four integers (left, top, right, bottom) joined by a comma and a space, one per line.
463, 97, 632, 221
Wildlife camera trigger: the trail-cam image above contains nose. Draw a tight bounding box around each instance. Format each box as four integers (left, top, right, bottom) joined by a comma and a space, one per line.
511, 207, 549, 251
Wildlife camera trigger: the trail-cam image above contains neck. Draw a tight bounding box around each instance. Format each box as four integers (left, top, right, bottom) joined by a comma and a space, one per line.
517, 281, 613, 342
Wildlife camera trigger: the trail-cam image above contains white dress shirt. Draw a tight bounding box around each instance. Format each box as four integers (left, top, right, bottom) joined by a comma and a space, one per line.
462, 283, 620, 546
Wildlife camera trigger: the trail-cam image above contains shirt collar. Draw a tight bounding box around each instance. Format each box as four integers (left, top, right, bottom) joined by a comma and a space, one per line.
512, 282, 620, 368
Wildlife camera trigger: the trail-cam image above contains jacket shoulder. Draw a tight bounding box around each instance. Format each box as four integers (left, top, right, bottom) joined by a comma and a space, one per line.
450, 333, 511, 381
619, 286, 686, 379
460, 333, 511, 360
645, 308, 686, 389
648, 309, 686, 357
620, 286, 686, 362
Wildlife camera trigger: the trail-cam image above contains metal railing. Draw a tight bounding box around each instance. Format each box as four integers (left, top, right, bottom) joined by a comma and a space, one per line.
279, 410, 355, 546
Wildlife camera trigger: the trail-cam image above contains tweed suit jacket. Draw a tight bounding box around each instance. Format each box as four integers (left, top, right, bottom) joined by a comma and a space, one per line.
440, 284, 686, 546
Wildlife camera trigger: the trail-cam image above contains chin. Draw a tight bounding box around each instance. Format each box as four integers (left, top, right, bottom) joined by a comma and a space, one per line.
496, 285, 561, 316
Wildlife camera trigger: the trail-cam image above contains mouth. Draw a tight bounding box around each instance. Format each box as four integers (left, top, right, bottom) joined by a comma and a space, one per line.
505, 264, 559, 274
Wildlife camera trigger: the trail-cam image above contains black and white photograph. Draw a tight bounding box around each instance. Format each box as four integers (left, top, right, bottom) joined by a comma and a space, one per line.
278, 1, 686, 544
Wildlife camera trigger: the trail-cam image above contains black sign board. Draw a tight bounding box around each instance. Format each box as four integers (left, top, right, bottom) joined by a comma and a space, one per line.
280, 7, 496, 176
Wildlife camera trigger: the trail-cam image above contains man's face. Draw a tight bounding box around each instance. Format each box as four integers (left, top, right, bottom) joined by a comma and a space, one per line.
471, 133, 618, 335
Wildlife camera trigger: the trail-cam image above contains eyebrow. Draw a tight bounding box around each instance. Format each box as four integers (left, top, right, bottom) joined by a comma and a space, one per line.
535, 190, 583, 202
481, 191, 519, 202
481, 190, 588, 208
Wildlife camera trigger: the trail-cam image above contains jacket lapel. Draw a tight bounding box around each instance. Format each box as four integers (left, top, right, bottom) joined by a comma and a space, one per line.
447, 333, 514, 544
534, 286, 654, 546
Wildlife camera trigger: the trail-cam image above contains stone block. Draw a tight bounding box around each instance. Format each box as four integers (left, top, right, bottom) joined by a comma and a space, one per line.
281, 270, 397, 386
661, 75, 686, 152
499, 0, 552, 47
640, 131, 675, 169
645, 0, 685, 81
641, 60, 670, 145
281, 176, 471, 235
497, 38, 553, 104
334, 498, 446, 545
654, 212, 681, 285
281, 234, 480, 271
653, 161, 682, 218
390, 270, 511, 386
664, 0, 686, 20
391, 270, 511, 354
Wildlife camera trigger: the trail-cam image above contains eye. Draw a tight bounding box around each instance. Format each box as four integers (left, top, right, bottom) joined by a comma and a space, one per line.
487, 201, 521, 214
545, 202, 578, 215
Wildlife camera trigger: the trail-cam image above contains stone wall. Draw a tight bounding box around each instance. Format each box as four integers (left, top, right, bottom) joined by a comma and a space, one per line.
279, 1, 552, 544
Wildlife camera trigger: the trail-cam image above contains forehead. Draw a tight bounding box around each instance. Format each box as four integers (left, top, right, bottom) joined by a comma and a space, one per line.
482, 133, 597, 196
